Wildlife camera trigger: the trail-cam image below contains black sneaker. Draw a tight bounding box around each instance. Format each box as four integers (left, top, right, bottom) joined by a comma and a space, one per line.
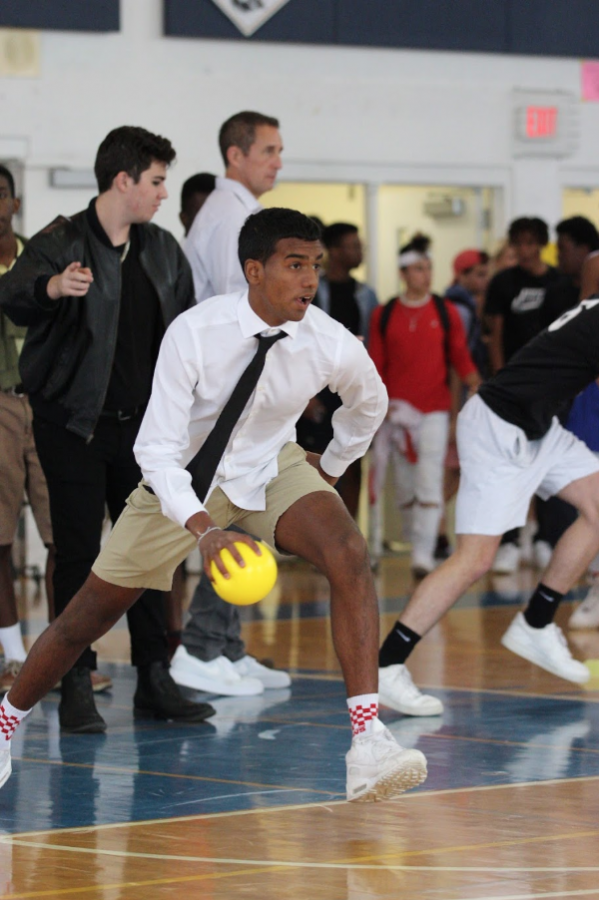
59, 667, 107, 734
134, 661, 216, 722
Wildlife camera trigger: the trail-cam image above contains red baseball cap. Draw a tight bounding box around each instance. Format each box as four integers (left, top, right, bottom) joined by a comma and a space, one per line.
453, 249, 484, 277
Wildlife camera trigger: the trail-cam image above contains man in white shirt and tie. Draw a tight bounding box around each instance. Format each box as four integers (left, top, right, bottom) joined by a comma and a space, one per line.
0, 208, 428, 802
178, 110, 291, 697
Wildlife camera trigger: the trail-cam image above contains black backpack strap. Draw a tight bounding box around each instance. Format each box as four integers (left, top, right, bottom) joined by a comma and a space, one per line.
447, 292, 476, 346
432, 294, 451, 385
379, 297, 397, 339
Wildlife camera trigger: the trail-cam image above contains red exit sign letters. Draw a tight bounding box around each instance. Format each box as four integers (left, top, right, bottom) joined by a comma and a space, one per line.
526, 105, 558, 138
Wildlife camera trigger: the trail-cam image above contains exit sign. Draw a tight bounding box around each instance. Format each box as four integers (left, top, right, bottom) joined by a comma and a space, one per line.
526, 105, 557, 138
513, 90, 578, 157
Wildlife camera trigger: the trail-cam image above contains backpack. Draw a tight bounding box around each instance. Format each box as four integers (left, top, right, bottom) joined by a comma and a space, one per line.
379, 294, 451, 383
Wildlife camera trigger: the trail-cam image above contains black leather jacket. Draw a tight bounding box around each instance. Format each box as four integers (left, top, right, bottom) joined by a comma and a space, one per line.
0, 209, 194, 440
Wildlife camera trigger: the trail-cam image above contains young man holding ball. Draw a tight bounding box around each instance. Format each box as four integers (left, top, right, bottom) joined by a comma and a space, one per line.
0, 208, 428, 803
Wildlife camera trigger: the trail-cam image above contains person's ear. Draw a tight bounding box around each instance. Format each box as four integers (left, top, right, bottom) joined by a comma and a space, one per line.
12, 197, 21, 215
113, 171, 131, 194
227, 145, 244, 171
244, 259, 263, 285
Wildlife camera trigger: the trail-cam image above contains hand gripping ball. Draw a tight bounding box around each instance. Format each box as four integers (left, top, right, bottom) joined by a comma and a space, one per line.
210, 541, 278, 606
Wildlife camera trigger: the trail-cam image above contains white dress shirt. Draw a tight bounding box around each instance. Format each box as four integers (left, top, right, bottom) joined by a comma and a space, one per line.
183, 176, 261, 303
134, 291, 388, 529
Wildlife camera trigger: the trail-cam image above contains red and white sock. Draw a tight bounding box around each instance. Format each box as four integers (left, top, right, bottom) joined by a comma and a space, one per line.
0, 696, 31, 742
347, 693, 378, 737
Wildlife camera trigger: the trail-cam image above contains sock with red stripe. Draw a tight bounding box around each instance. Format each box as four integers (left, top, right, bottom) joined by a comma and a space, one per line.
0, 696, 31, 742
347, 693, 379, 737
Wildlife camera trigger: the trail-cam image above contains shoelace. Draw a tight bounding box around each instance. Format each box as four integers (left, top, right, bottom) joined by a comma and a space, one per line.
546, 623, 569, 652
2, 660, 22, 677
396, 667, 421, 698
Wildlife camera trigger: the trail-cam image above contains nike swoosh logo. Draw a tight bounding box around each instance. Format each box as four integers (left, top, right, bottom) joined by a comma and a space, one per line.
395, 629, 411, 642
538, 591, 555, 602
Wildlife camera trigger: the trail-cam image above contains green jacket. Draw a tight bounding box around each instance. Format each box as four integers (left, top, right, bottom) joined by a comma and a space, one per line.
0, 236, 26, 389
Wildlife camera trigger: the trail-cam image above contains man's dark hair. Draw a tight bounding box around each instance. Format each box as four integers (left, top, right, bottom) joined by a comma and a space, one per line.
322, 222, 358, 250
218, 111, 279, 167
94, 126, 176, 194
508, 216, 549, 246
0, 164, 16, 198
238, 207, 322, 270
180, 172, 216, 214
556, 215, 599, 252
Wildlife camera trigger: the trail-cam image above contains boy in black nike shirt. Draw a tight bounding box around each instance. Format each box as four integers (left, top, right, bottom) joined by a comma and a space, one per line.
485, 216, 560, 572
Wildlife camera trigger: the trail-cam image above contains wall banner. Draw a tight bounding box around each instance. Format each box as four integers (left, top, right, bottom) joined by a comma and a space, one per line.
210, 0, 292, 37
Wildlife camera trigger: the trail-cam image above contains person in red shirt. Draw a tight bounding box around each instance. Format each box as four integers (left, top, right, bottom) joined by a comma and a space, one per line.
369, 235, 479, 575
368, 234, 479, 716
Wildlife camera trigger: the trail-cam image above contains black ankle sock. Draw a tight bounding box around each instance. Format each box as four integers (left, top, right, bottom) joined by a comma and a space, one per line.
379, 621, 422, 667
523, 582, 564, 629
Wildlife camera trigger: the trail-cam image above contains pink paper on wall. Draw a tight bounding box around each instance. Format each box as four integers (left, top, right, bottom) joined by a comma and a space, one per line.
581, 61, 599, 101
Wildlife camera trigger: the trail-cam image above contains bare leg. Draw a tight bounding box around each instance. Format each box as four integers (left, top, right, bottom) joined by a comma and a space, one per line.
337, 459, 362, 520
540, 473, 599, 593
8, 573, 142, 711
0, 546, 18, 628
274, 491, 378, 697
400, 533, 501, 636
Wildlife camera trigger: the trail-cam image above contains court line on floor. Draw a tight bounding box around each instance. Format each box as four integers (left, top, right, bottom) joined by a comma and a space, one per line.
12, 754, 342, 796
6, 837, 599, 875
5, 773, 599, 840
3, 875, 599, 900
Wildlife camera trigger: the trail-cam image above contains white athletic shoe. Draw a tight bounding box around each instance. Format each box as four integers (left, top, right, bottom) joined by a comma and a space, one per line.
346, 717, 427, 802
569, 581, 599, 630
170, 646, 263, 696
0, 741, 11, 789
233, 655, 292, 689
492, 542, 520, 574
501, 612, 590, 684
379, 664, 443, 716
411, 554, 436, 579
533, 540, 553, 570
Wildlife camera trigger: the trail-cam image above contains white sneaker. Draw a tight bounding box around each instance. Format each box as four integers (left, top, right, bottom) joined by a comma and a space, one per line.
533, 540, 553, 570
501, 612, 590, 684
346, 717, 427, 802
0, 741, 11, 789
569, 581, 599, 630
379, 664, 443, 716
170, 646, 263, 696
492, 542, 520, 574
411, 554, 436, 579
233, 655, 291, 689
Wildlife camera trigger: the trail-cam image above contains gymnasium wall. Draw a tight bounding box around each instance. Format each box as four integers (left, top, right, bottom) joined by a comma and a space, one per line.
2, 0, 599, 275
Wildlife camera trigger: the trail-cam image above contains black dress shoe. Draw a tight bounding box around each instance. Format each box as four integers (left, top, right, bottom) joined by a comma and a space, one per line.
134, 661, 216, 722
59, 667, 107, 734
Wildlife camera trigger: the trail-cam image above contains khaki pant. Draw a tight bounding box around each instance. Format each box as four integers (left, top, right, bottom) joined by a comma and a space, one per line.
92, 442, 337, 591
0, 391, 52, 545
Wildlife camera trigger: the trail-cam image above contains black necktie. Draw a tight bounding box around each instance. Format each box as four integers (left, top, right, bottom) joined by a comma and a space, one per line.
187, 331, 287, 502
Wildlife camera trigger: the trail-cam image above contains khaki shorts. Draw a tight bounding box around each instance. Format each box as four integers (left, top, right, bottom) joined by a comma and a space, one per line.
92, 442, 337, 591
0, 391, 53, 546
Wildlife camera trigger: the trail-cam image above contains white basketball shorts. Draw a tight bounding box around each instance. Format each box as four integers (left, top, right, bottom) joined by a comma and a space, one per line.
455, 394, 599, 536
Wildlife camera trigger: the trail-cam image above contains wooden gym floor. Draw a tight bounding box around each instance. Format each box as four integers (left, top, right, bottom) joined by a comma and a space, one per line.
2, 554, 599, 899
